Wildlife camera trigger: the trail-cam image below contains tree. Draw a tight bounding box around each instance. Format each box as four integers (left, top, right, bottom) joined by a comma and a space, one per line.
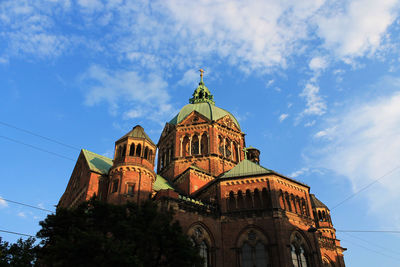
0, 237, 37, 266
37, 199, 202, 267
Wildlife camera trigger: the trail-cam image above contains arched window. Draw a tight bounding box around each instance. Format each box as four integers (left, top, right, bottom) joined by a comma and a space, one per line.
237, 190, 245, 209
144, 147, 149, 159
228, 191, 236, 211
225, 138, 232, 158
182, 136, 190, 157
136, 144, 141, 157
192, 135, 200, 155
318, 210, 322, 221
262, 188, 270, 208
322, 211, 326, 221
199, 241, 209, 267
218, 136, 224, 156
188, 225, 213, 267
245, 189, 253, 209
129, 143, 135, 156
254, 189, 262, 209
290, 233, 311, 267
233, 141, 238, 162
238, 229, 270, 267
201, 133, 208, 155
242, 243, 252, 267
122, 144, 126, 157
286, 194, 292, 212
149, 150, 153, 161
116, 146, 121, 158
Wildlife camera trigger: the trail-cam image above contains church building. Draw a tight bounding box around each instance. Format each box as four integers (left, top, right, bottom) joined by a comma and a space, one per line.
59, 71, 346, 267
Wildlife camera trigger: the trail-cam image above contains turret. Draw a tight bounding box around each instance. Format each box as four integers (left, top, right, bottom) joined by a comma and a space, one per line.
108, 125, 156, 204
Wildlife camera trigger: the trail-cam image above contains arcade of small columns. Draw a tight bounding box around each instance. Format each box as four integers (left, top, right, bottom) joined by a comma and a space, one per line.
115, 141, 155, 164
159, 131, 243, 170
222, 182, 310, 217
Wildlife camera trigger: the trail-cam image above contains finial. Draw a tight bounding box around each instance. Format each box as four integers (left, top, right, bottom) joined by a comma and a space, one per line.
199, 69, 204, 83
243, 147, 248, 160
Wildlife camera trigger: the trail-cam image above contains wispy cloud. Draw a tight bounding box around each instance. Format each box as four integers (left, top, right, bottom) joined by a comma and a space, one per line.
1, 0, 397, 70
309, 90, 400, 226
81, 65, 173, 123
279, 113, 289, 122
299, 83, 327, 116
0, 196, 8, 208
316, 0, 399, 59
290, 167, 309, 178
17, 212, 26, 218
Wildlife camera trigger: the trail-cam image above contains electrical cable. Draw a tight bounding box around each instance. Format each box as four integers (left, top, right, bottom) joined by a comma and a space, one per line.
331, 165, 400, 210
0, 197, 53, 213
0, 120, 80, 151
341, 237, 400, 262
341, 232, 400, 256
0, 135, 75, 161
0, 229, 35, 238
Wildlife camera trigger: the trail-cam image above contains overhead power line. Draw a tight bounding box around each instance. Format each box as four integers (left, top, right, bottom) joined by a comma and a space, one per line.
0, 229, 35, 238
337, 230, 400, 234
341, 232, 400, 257
341, 237, 400, 262
0, 120, 80, 151
331, 165, 400, 210
0, 135, 75, 161
0, 197, 54, 213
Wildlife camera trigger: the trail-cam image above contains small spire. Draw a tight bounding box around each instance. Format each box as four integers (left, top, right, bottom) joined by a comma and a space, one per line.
199, 69, 204, 84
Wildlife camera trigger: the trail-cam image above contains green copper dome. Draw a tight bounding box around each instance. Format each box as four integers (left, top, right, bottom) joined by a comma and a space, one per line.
169, 102, 240, 130
169, 70, 240, 129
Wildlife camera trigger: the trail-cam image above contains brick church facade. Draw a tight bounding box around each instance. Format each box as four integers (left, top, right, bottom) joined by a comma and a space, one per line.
59, 72, 346, 267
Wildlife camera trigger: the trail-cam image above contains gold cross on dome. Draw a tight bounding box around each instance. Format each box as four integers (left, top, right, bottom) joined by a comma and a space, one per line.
199, 69, 204, 82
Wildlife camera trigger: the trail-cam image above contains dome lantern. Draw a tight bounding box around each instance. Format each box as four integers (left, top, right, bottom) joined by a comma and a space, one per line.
189, 69, 215, 105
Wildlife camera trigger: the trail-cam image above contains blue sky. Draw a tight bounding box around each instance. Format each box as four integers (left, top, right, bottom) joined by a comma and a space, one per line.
1, 0, 400, 266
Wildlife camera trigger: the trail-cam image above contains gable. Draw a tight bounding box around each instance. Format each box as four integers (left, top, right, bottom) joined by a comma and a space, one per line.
216, 115, 240, 131
177, 111, 211, 126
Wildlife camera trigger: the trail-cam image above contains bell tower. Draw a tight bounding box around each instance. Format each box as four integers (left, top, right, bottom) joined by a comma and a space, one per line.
107, 125, 156, 204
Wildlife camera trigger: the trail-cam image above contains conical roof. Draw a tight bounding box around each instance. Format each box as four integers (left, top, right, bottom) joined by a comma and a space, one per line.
117, 125, 155, 145
310, 194, 328, 209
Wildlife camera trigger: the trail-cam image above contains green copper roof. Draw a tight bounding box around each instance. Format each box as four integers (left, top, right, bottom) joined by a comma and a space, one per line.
81, 149, 113, 174
220, 159, 273, 178
310, 194, 328, 209
153, 175, 175, 191
189, 80, 215, 105
117, 125, 155, 145
169, 102, 241, 130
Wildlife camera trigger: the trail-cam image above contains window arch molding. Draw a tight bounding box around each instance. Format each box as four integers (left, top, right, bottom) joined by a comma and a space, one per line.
322, 255, 334, 267
236, 226, 271, 267
289, 231, 313, 267
187, 223, 215, 267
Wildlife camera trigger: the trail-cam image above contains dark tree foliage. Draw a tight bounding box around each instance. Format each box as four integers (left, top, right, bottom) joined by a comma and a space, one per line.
0, 237, 37, 266
37, 199, 202, 267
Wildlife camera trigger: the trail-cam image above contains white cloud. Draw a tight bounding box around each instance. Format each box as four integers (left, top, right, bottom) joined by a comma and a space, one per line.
299, 83, 327, 116
0, 197, 8, 208
279, 113, 289, 122
316, 0, 399, 59
309, 56, 328, 71
1, 0, 399, 70
81, 65, 172, 122
290, 167, 309, 178
310, 91, 400, 226
177, 69, 199, 87
304, 120, 316, 127
266, 80, 275, 87
17, 212, 26, 218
